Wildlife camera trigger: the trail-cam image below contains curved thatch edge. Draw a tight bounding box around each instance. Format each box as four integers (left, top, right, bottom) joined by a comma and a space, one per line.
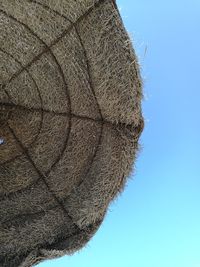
2, 214, 105, 267
0, 0, 145, 265
1, 118, 144, 267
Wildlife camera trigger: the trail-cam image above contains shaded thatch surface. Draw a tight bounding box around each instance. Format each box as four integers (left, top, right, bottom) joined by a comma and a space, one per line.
0, 0, 144, 266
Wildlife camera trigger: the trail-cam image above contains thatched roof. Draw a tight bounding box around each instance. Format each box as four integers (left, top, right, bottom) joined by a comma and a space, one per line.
0, 0, 144, 266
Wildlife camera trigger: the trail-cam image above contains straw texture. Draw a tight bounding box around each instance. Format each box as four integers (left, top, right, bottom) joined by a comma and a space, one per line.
0, 0, 144, 266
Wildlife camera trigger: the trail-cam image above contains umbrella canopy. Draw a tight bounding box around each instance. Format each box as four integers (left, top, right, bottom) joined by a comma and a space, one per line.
0, 0, 144, 266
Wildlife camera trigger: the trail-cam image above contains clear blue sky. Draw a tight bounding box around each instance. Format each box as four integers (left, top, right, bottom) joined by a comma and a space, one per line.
39, 1, 200, 266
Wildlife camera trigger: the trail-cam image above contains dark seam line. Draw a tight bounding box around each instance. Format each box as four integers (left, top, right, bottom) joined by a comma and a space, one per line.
0, 119, 142, 220
0, 101, 137, 128
0, 12, 76, 218
34, 0, 144, 136
74, 26, 103, 119
0, 10, 73, 177
0, 118, 143, 224
0, 0, 143, 229
0, 221, 98, 267
0, 105, 103, 171
0, 9, 71, 111
0, 121, 102, 218
1, 102, 67, 116
28, 0, 74, 22
3, 88, 11, 100
0, 123, 103, 225
0, 48, 44, 152
7, 125, 80, 232
29, 0, 104, 120
4, 122, 74, 225
0, 0, 143, 262
0, 0, 107, 89
0, 102, 69, 116
0, 123, 103, 219
0, 9, 75, 227
0, 102, 142, 169
1, 122, 102, 219
42, 219, 102, 251
0, 101, 101, 124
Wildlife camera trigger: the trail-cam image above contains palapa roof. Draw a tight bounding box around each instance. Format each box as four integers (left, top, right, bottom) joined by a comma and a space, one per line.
0, 0, 144, 266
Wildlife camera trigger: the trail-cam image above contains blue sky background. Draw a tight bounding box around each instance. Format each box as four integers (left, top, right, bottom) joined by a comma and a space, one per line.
39, 1, 200, 266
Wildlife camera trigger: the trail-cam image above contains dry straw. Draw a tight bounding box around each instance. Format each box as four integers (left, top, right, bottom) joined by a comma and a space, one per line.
0, 0, 144, 266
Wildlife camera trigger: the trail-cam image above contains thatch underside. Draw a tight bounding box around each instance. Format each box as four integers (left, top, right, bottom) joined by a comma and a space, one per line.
0, 0, 144, 266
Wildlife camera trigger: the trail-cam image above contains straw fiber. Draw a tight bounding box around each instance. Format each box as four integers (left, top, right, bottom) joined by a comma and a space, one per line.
0, 0, 144, 266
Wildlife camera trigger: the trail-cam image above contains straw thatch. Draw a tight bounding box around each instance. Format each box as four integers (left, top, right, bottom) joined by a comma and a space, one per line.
0, 0, 144, 266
